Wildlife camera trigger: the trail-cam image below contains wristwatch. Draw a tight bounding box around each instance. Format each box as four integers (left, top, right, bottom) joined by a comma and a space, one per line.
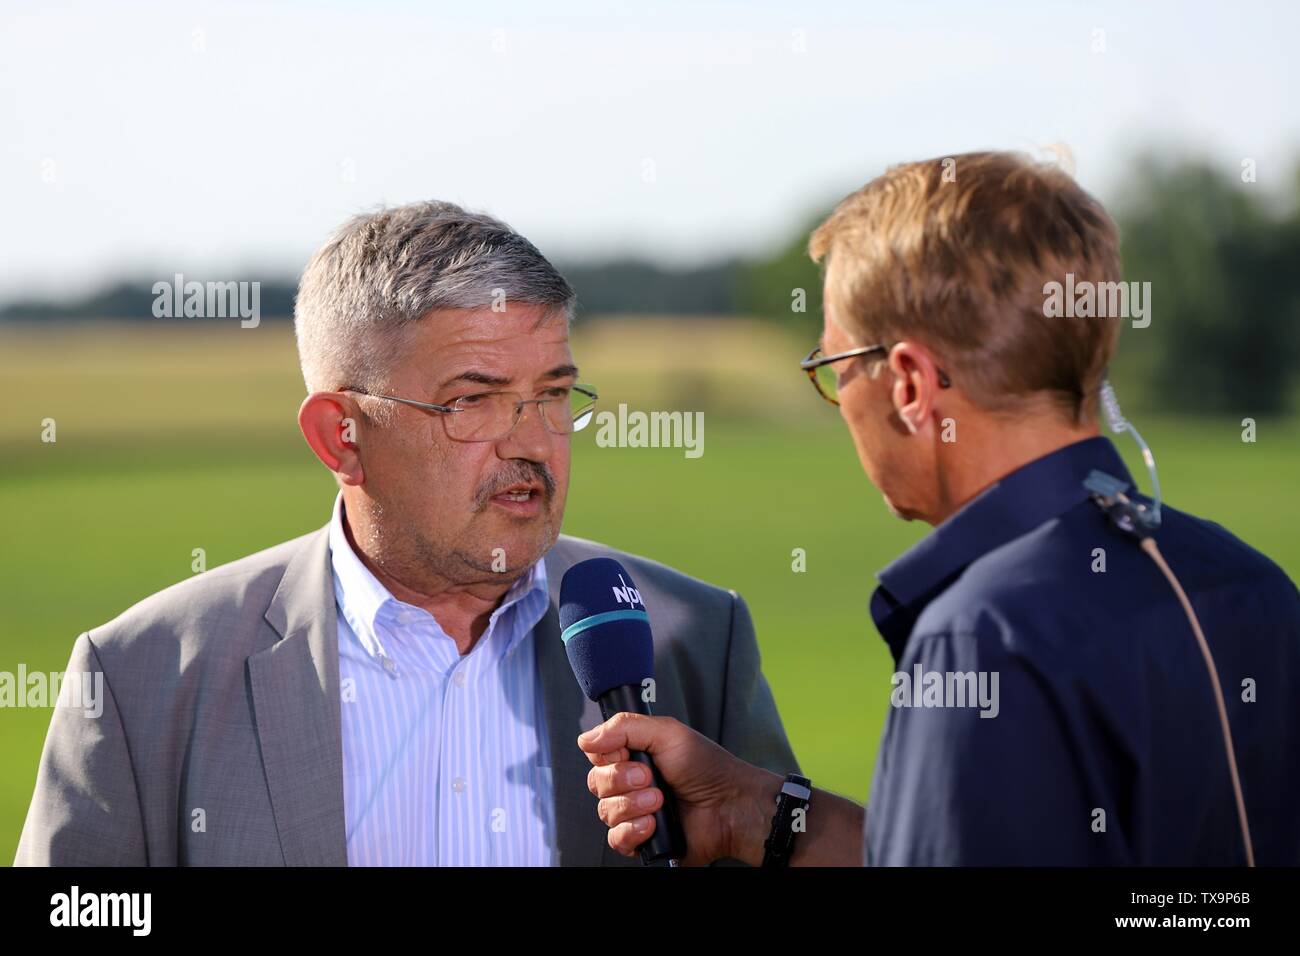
761, 773, 812, 867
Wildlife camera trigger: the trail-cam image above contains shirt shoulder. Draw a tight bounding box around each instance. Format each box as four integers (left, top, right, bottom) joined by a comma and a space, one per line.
911, 498, 1298, 661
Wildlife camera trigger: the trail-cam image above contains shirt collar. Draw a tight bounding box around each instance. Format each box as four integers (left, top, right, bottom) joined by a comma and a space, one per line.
327, 492, 549, 667
870, 435, 1134, 660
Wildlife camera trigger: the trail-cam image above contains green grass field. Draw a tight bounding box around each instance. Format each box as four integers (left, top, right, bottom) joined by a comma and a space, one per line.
2, 320, 1297, 864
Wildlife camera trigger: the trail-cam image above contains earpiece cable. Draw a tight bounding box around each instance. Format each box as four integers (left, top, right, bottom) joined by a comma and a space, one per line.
1139, 533, 1256, 867
1100, 380, 1162, 526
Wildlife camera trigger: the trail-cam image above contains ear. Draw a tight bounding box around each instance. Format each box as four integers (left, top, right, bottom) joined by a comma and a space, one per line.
298, 392, 365, 486
887, 341, 946, 437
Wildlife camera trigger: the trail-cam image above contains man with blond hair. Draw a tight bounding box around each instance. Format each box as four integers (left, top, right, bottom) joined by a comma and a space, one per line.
579, 151, 1300, 866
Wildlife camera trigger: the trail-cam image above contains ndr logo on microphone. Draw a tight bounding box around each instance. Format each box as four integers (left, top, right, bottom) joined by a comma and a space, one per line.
612, 574, 644, 608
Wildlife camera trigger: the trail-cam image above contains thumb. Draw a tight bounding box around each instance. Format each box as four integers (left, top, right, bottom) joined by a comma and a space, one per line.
577, 712, 667, 755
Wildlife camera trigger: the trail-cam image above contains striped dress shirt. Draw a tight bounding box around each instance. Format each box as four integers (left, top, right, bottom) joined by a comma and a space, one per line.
328, 494, 557, 866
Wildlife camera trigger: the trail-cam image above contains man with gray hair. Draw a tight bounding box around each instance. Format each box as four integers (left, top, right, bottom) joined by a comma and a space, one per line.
15, 201, 797, 866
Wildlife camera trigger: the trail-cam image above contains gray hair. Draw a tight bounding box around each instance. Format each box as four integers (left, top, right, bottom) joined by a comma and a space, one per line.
293, 200, 576, 394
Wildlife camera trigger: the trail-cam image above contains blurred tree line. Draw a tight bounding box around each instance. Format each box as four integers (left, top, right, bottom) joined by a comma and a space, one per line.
4, 156, 1296, 415
1112, 157, 1300, 415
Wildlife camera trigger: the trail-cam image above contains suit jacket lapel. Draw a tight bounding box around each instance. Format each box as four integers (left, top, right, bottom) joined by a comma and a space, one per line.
250, 525, 349, 866
539, 555, 608, 867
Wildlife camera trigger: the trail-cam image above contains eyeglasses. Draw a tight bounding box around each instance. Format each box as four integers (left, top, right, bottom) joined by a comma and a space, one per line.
339, 383, 598, 442
800, 345, 950, 406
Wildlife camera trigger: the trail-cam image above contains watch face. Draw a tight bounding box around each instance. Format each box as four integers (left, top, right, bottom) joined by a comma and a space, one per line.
782, 780, 812, 801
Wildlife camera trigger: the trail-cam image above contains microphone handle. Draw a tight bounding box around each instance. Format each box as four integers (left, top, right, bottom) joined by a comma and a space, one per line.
597, 684, 687, 865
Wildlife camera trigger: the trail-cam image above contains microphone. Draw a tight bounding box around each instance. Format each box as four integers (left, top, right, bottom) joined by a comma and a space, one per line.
559, 556, 687, 865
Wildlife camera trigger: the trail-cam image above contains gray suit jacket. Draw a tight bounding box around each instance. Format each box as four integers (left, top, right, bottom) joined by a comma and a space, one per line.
15, 526, 798, 866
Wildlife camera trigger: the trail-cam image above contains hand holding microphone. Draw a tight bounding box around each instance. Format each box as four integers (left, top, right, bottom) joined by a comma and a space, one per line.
561, 556, 865, 866
560, 556, 787, 866
560, 557, 690, 864
578, 711, 775, 866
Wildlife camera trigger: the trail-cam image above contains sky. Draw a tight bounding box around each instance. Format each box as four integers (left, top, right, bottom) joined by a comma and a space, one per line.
2, 0, 1298, 300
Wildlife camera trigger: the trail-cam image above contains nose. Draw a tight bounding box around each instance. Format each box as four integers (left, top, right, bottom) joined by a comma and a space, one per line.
494, 399, 556, 463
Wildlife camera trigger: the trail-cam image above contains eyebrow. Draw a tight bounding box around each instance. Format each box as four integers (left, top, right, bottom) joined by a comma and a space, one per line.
440, 364, 579, 389
541, 363, 579, 380
441, 370, 512, 388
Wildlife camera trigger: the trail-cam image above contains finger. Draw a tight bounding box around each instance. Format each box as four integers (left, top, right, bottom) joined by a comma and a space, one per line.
597, 789, 663, 829
587, 761, 654, 798
582, 746, 630, 768
577, 712, 669, 756
609, 816, 657, 857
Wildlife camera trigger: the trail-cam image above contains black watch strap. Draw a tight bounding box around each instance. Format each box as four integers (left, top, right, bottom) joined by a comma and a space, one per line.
761, 773, 811, 868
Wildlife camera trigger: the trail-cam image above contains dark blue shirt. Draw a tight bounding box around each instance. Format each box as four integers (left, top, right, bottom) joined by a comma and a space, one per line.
863, 436, 1300, 865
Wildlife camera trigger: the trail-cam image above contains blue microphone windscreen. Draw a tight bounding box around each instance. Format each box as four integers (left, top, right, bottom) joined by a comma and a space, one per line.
559, 557, 655, 700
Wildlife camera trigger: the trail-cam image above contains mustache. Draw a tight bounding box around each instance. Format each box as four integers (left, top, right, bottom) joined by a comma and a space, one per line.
473, 461, 557, 512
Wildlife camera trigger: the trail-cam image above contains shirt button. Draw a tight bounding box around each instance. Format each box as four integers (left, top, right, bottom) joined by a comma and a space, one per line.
380, 655, 397, 675
452, 670, 467, 688
451, 777, 467, 794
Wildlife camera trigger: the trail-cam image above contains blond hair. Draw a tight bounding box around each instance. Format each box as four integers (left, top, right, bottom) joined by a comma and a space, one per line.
810, 151, 1122, 421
